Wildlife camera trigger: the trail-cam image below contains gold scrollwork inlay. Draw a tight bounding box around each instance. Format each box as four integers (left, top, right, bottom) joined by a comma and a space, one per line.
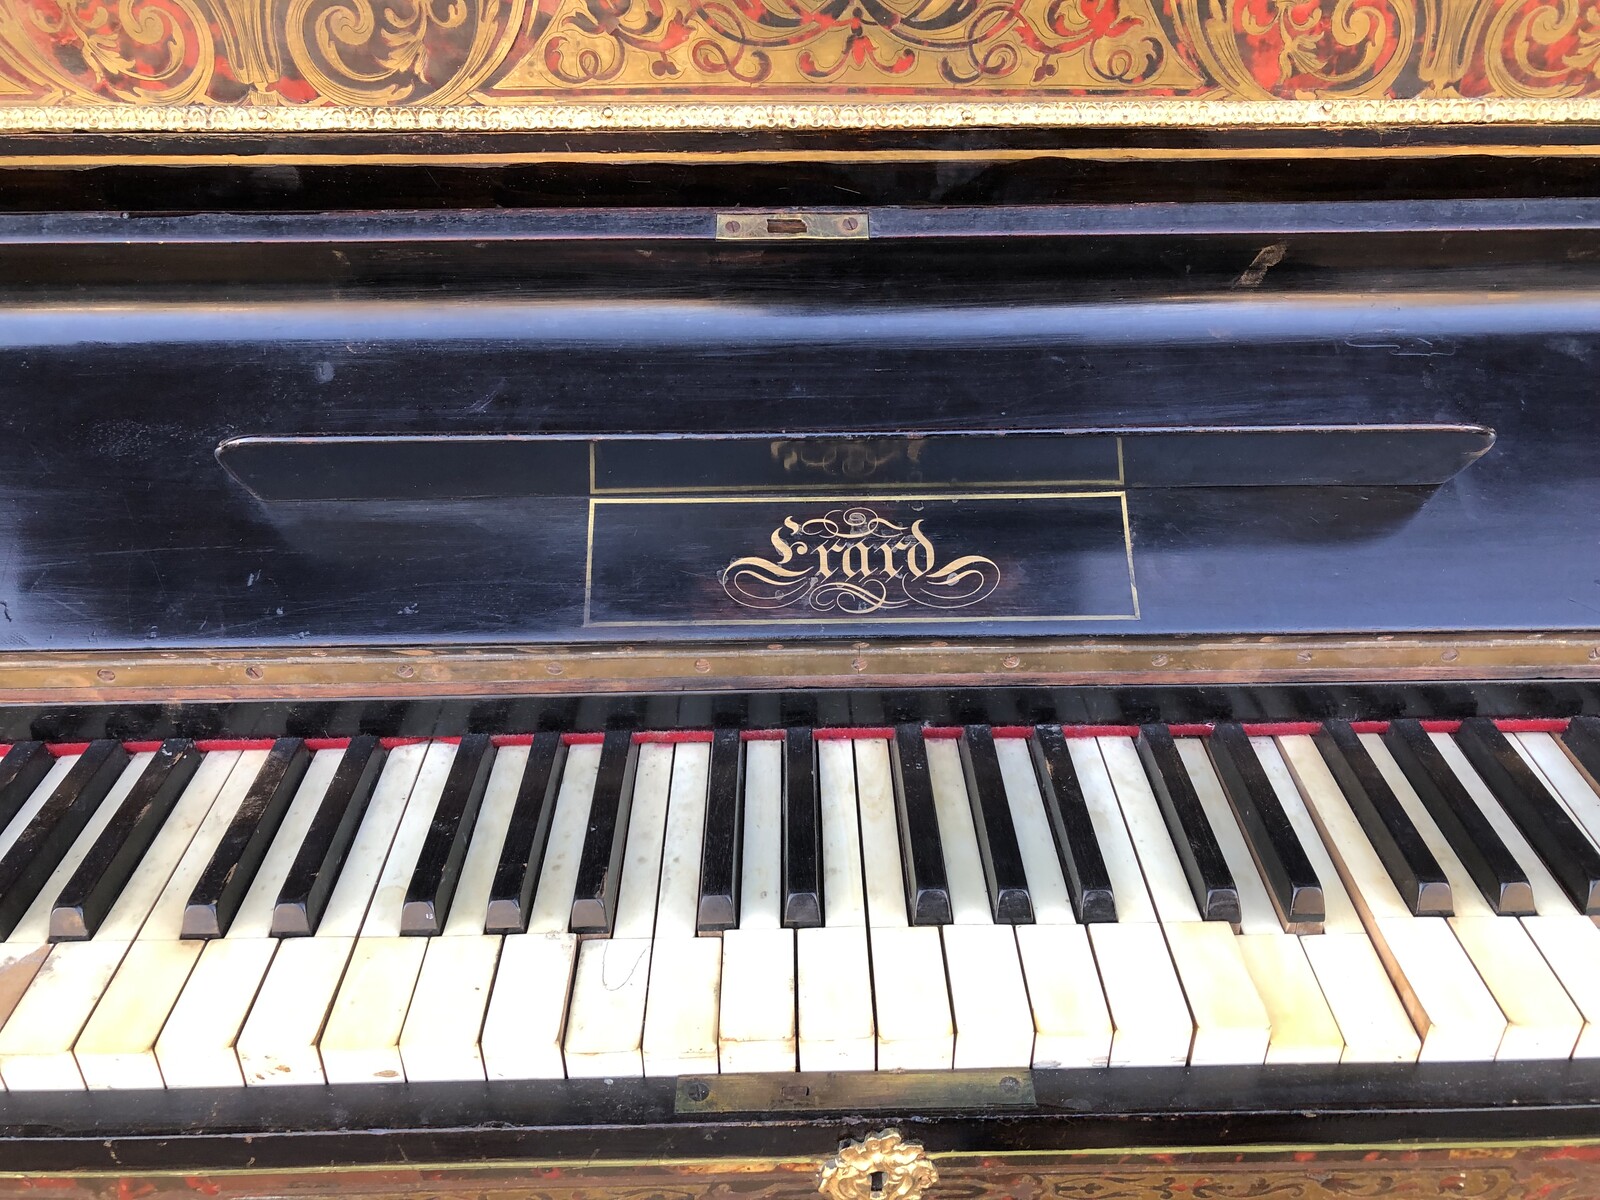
2, 0, 1600, 131
818, 1130, 938, 1200
720, 506, 1001, 615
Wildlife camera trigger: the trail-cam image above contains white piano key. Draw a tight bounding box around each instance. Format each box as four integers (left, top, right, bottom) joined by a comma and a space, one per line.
1097, 738, 1203, 924
399, 934, 500, 1083
0, 750, 257, 1092
482, 931, 578, 1079
1101, 737, 1269, 1065
1088, 922, 1193, 1067
738, 739, 784, 930
0, 753, 79, 864
643, 743, 721, 1077
653, 741, 710, 941
1062, 739, 1194, 1064
925, 735, 1032, 1067
611, 744, 675, 940
526, 741, 603, 933
443, 744, 527, 936
855, 738, 950, 1069
796, 924, 874, 1070
870, 925, 952, 1070
233, 743, 428, 1087
718, 926, 795, 1072
565, 937, 653, 1078
642, 936, 722, 1076
1277, 735, 1506, 1062
0, 761, 89, 1062
716, 739, 793, 1073
792, 737, 873, 1071
818, 738, 865, 927
399, 745, 527, 1083
1179, 739, 1343, 1064
1070, 739, 1155, 923
481, 741, 602, 1080
993, 737, 1113, 1067
362, 742, 458, 937
1014, 924, 1112, 1068
925, 737, 991, 924
1362, 733, 1580, 1061
563, 743, 675, 1078
1298, 933, 1420, 1063
1431, 732, 1600, 1058
320, 742, 458, 1083
1514, 731, 1600, 850
76, 748, 343, 1090
1251, 735, 1419, 1062
994, 736, 1075, 924
855, 739, 908, 929
320, 936, 428, 1084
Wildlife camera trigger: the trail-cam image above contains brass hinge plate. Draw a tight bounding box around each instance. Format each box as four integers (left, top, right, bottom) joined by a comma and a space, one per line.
716, 211, 869, 241
675, 1068, 1035, 1114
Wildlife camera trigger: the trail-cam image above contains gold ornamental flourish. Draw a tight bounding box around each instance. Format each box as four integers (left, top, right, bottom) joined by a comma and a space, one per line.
819, 1130, 938, 1200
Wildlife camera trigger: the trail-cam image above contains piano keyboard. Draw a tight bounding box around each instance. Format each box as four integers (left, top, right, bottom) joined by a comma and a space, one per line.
2, 717, 1600, 1089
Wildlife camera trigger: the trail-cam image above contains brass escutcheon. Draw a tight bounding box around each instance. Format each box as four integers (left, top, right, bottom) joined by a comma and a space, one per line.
818, 1129, 938, 1200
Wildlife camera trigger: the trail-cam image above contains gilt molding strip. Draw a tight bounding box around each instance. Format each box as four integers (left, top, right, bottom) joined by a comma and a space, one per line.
4, 98, 1600, 132
2, 0, 1600, 132
0, 632, 1596, 702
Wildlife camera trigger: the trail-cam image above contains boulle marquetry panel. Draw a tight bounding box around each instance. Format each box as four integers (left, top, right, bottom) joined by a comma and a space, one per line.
1, 0, 1600, 128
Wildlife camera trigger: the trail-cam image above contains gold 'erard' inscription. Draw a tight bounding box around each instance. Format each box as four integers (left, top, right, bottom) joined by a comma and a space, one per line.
720, 507, 1000, 615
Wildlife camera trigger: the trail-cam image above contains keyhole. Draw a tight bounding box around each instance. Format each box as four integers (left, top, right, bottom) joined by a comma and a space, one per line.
869, 1170, 887, 1197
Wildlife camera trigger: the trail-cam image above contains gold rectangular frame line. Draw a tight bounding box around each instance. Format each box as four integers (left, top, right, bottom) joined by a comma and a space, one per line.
581, 489, 1140, 628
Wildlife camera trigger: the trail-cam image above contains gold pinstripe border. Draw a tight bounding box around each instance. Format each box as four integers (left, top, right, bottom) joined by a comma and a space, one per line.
1, 97, 1600, 134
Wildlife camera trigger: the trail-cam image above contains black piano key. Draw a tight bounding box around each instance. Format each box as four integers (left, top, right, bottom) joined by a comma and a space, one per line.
1135, 725, 1240, 924
1312, 720, 1452, 916
1029, 725, 1117, 924
569, 730, 639, 934
1383, 719, 1534, 916
0, 741, 52, 834
271, 736, 387, 937
782, 727, 823, 928
401, 733, 498, 936
484, 731, 567, 935
181, 738, 312, 939
957, 726, 1034, 924
1559, 715, 1600, 793
888, 724, 952, 926
0, 740, 129, 940
1207, 724, 1324, 929
50, 740, 202, 942
696, 729, 743, 933
1456, 717, 1600, 915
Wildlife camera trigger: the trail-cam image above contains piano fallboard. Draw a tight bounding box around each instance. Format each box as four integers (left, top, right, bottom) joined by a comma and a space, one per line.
1, 200, 1598, 650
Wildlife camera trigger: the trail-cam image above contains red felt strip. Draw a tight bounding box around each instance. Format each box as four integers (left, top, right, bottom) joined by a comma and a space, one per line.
1494, 718, 1571, 733
491, 733, 536, 747
46, 742, 90, 756
813, 727, 896, 740
1167, 724, 1214, 737
304, 738, 352, 752
562, 732, 607, 745
740, 729, 786, 741
634, 731, 715, 744
379, 736, 429, 749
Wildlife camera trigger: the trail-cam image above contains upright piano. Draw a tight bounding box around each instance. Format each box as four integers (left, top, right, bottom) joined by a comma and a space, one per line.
1, 4, 1600, 1198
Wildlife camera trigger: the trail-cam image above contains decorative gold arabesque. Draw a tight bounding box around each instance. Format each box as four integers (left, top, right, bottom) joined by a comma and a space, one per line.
1, 0, 1600, 131
819, 1130, 938, 1200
